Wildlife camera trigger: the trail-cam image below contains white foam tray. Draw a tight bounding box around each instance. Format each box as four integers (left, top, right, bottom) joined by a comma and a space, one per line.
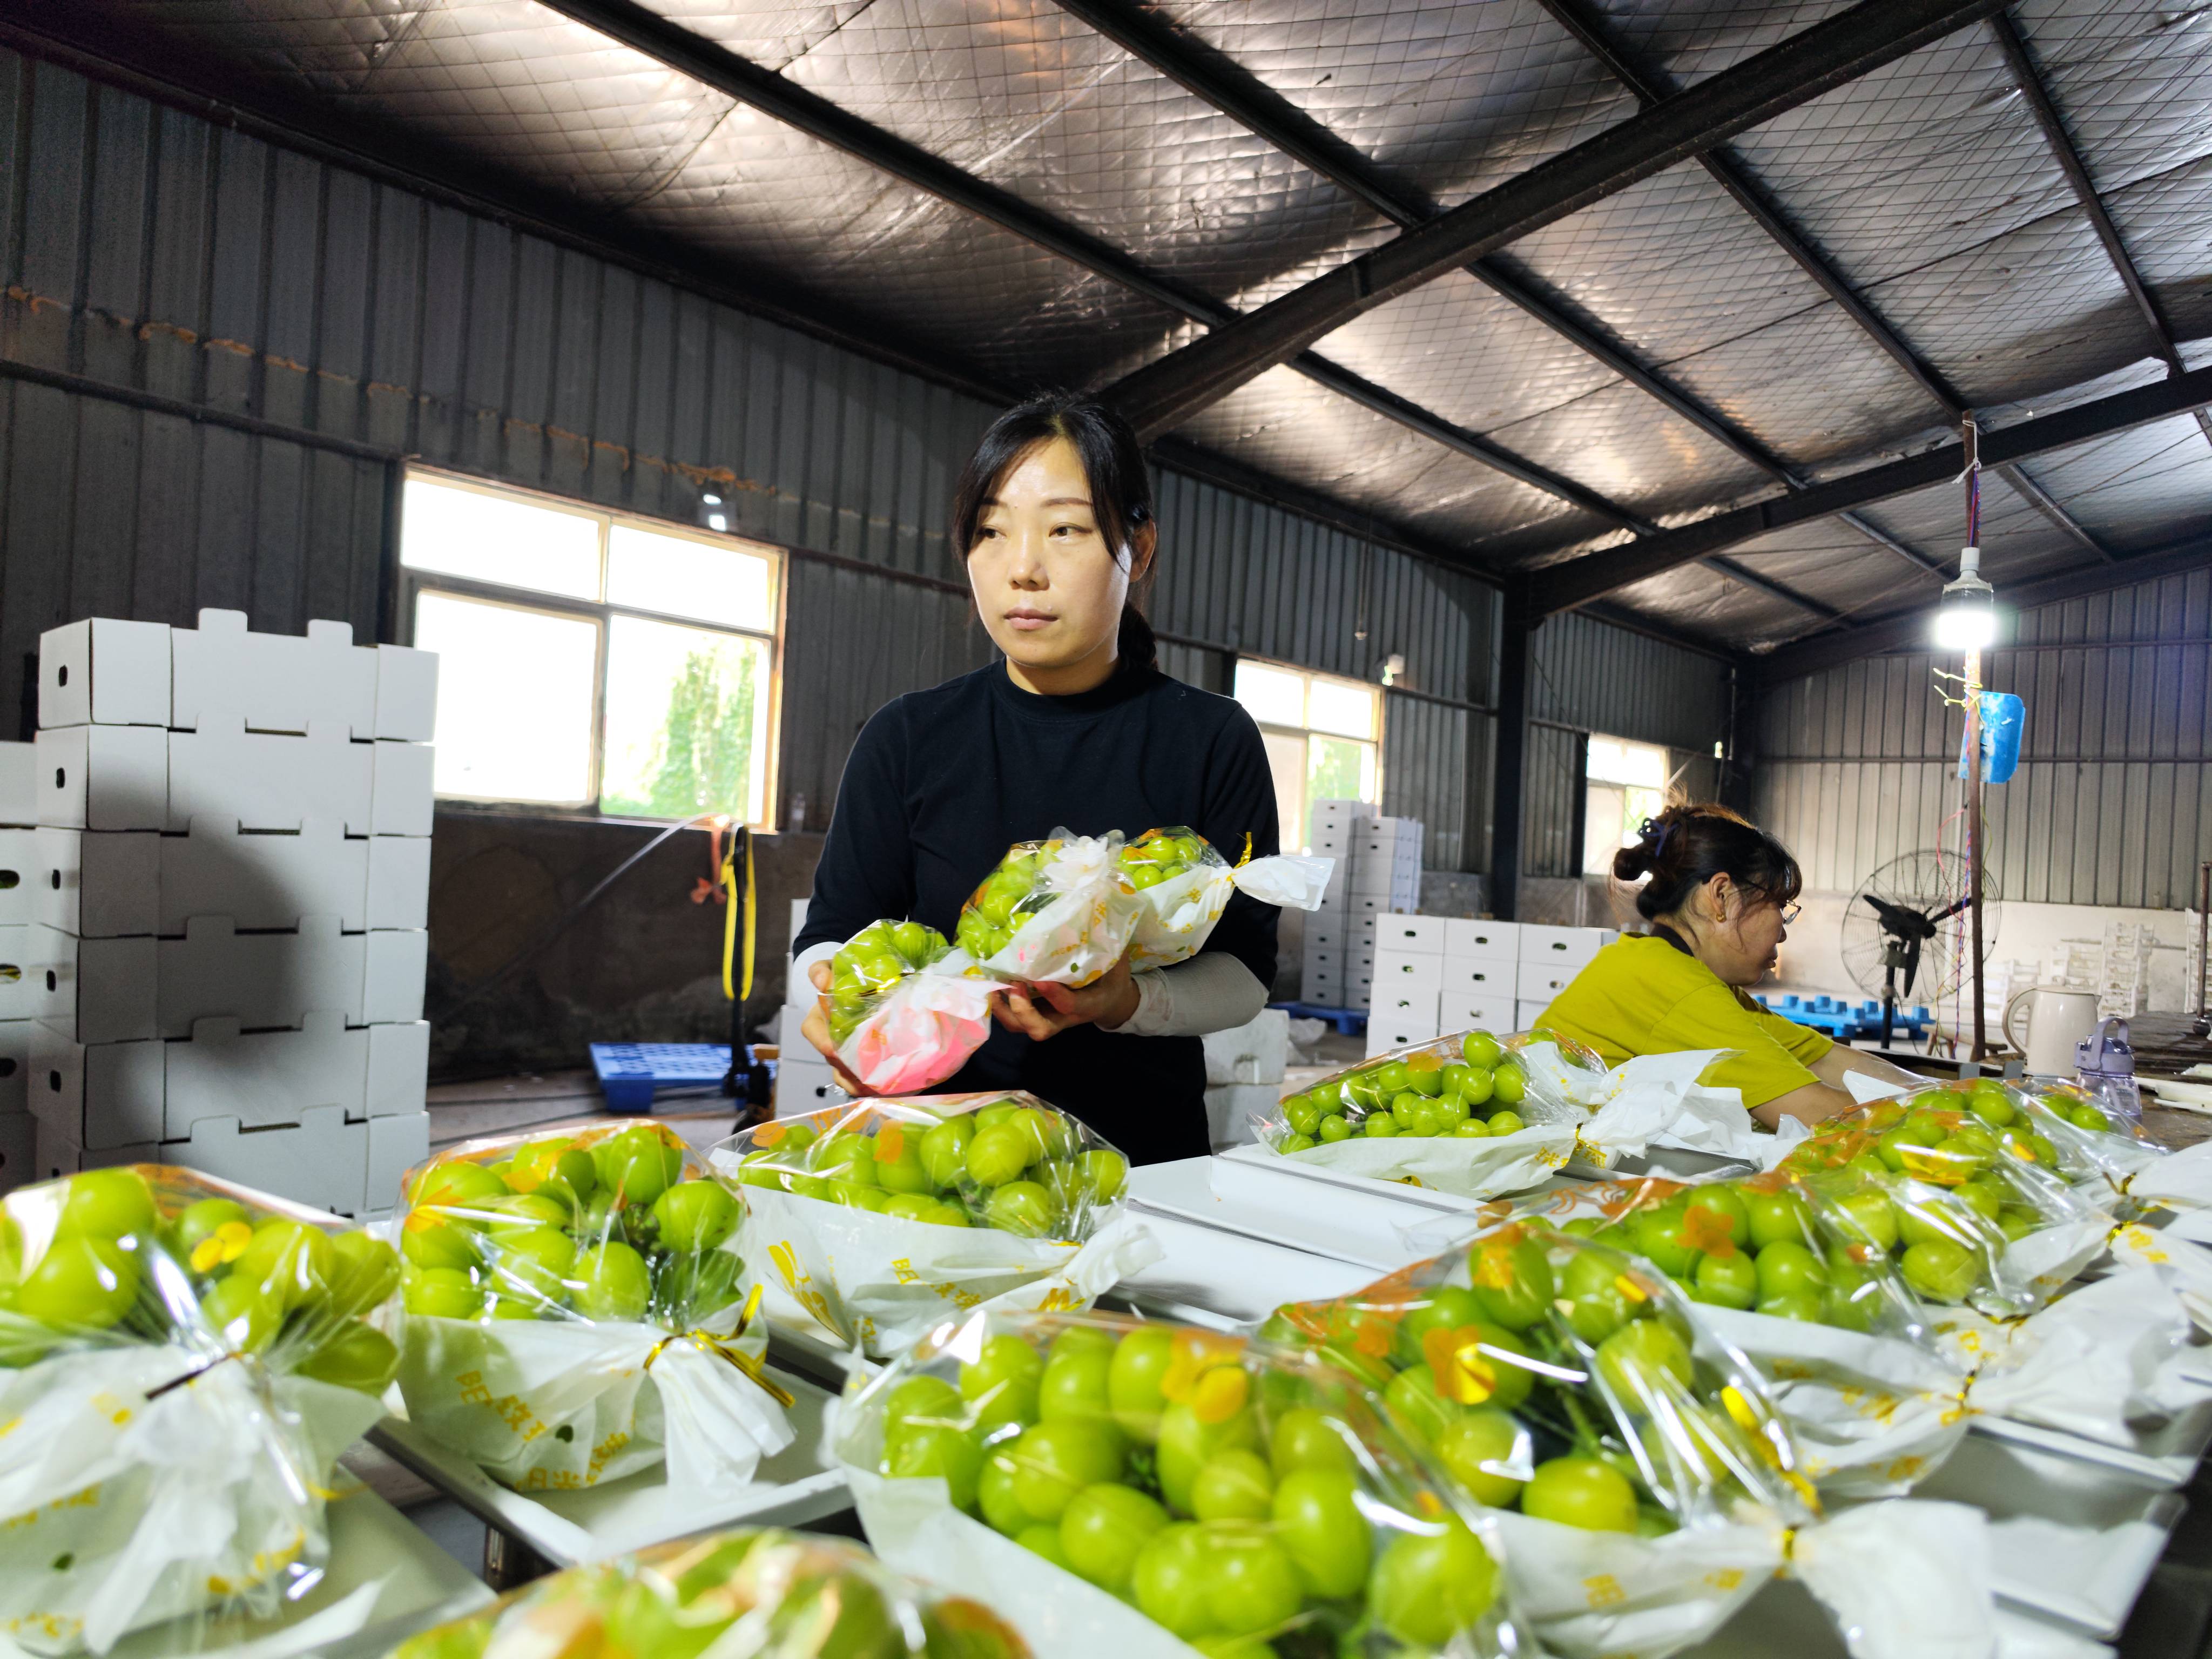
1972, 1388, 2212, 1491
1682, 1576, 2112, 1659
0, 1480, 494, 1659
1107, 1209, 1377, 1330
1128, 1155, 1445, 1274
1905, 1432, 2183, 1637
367, 1363, 848, 1567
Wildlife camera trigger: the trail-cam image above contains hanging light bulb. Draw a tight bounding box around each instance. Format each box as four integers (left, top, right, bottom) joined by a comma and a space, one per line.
1936, 544, 1996, 650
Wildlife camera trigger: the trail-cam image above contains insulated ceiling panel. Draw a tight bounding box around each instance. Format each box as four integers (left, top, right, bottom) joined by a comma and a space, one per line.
2104, 156, 2212, 347
1724, 517, 1947, 613
1497, 160, 1837, 367
1152, 0, 1636, 208
1169, 364, 1607, 548
1587, 0, 1855, 89
1481, 379, 1773, 524
1663, 301, 1953, 472
1609, 558, 1813, 642
1857, 207, 2147, 410
771, 0, 1389, 307
1847, 469, 2087, 586
1310, 269, 1631, 433
2008, 0, 2212, 196
2019, 416, 2212, 552
1716, 24, 2072, 288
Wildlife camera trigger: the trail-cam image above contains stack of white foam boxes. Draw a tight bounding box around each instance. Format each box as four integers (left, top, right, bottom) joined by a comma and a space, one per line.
1366, 920, 1619, 1056
15, 613, 435, 1217
775, 897, 846, 1114
0, 744, 39, 1188
1301, 800, 1422, 1011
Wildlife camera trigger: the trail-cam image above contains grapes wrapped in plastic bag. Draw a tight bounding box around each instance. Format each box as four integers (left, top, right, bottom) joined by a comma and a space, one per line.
388, 1525, 1029, 1659
394, 1121, 796, 1499
1258, 1029, 1738, 1198
821, 918, 996, 1095
1506, 1173, 1972, 1496
1265, 1222, 1999, 1659
0, 1166, 398, 1655
1776, 1097, 2110, 1319
838, 1306, 1527, 1659
713, 1095, 1159, 1357
954, 831, 1143, 987
1116, 827, 1334, 970
1990, 1076, 2212, 1221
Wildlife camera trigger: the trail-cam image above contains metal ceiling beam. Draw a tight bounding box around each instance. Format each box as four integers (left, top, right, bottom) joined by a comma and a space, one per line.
1530, 0, 2110, 577
1987, 9, 2212, 453
1525, 361, 2212, 614
1097, 0, 2011, 440
1756, 533, 2212, 682
529, 0, 1683, 547
1054, 0, 1864, 619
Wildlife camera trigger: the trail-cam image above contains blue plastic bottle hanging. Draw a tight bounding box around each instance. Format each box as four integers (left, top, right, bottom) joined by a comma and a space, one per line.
1958, 690, 2024, 784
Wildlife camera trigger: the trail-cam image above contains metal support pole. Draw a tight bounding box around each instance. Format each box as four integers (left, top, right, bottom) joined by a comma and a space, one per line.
2193, 862, 2209, 1039
1491, 589, 1533, 921
1966, 650, 1986, 1061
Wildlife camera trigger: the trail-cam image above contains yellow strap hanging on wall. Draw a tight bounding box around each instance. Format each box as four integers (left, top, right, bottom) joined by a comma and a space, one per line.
720, 833, 756, 1003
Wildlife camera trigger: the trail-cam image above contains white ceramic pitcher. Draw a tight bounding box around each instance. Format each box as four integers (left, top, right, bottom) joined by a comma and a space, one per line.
2001, 985, 2103, 1077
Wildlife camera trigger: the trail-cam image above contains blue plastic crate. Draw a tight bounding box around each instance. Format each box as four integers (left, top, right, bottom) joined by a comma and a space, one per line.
590, 1042, 734, 1112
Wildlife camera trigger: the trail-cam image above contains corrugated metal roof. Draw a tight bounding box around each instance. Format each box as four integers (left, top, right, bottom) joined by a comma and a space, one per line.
13, 0, 2212, 650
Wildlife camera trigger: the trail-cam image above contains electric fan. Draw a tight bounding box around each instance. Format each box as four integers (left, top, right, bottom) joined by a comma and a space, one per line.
1840, 850, 2002, 1047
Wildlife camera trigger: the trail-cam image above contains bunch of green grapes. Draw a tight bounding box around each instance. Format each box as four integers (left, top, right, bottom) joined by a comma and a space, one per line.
1264, 1225, 1804, 1537
393, 1526, 1028, 1659
1118, 829, 1211, 891
1773, 1090, 2079, 1309
873, 1318, 1507, 1654
1273, 1033, 1529, 1153
1, 1167, 402, 1393
736, 1100, 1127, 1238
399, 1124, 742, 1327
1551, 1175, 1903, 1331
826, 920, 952, 1044
954, 847, 1051, 961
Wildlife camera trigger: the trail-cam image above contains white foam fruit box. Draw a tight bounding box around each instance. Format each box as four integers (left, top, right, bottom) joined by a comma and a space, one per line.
31, 1013, 430, 1149
1204, 1081, 1280, 1151
1441, 994, 1513, 1032
1372, 949, 1443, 993
1444, 918, 1518, 961
29, 1104, 428, 1218
1201, 1009, 1289, 1087
0, 741, 34, 828
11, 917, 426, 1042
1517, 924, 1617, 967
775, 1054, 845, 1114
30, 821, 429, 935
1518, 961, 1580, 1003
1517, 999, 1552, 1031
0, 1020, 27, 1117
1442, 957, 1515, 998
1372, 914, 1446, 956
40, 611, 437, 743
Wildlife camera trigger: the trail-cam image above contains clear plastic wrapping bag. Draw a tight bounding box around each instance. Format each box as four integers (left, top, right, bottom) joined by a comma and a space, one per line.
1509, 1174, 1973, 1495
1117, 826, 1334, 970
388, 1525, 1030, 1659
394, 1121, 795, 1498
838, 1306, 1527, 1659
822, 918, 995, 1094
0, 1166, 396, 1654
1777, 1100, 2110, 1319
713, 1095, 1157, 1357
1263, 1222, 1997, 1659
955, 831, 1144, 988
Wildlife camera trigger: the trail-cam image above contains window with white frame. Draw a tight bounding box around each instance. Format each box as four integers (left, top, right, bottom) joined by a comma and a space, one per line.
400, 470, 781, 826
1232, 660, 1381, 853
1583, 734, 1670, 875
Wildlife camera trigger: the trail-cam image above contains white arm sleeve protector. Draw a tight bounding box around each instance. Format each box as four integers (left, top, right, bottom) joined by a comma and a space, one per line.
1101, 951, 1269, 1039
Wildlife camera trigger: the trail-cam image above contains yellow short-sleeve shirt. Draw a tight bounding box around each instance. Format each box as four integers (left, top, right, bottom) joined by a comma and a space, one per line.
1533, 935, 1832, 1110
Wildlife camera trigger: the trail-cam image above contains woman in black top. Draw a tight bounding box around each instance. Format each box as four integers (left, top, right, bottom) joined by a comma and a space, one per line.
793, 393, 1280, 1165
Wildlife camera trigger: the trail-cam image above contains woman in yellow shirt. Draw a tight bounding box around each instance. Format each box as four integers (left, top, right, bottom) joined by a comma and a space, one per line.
1537, 805, 1918, 1128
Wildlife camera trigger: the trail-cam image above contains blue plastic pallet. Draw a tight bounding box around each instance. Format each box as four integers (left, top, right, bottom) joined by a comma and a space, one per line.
589, 1042, 737, 1112
1269, 1001, 1369, 1037
1757, 996, 1932, 1043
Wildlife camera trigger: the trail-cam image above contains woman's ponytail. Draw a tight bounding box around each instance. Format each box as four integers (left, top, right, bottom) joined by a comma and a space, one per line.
1616, 802, 1802, 922
1117, 599, 1158, 673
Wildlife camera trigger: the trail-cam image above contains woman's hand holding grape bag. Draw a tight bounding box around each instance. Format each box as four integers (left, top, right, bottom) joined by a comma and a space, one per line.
822, 918, 995, 1094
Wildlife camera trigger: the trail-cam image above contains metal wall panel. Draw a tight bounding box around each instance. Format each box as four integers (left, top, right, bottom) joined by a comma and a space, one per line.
1754, 567, 2212, 908
1530, 611, 1732, 751
1523, 722, 1587, 879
